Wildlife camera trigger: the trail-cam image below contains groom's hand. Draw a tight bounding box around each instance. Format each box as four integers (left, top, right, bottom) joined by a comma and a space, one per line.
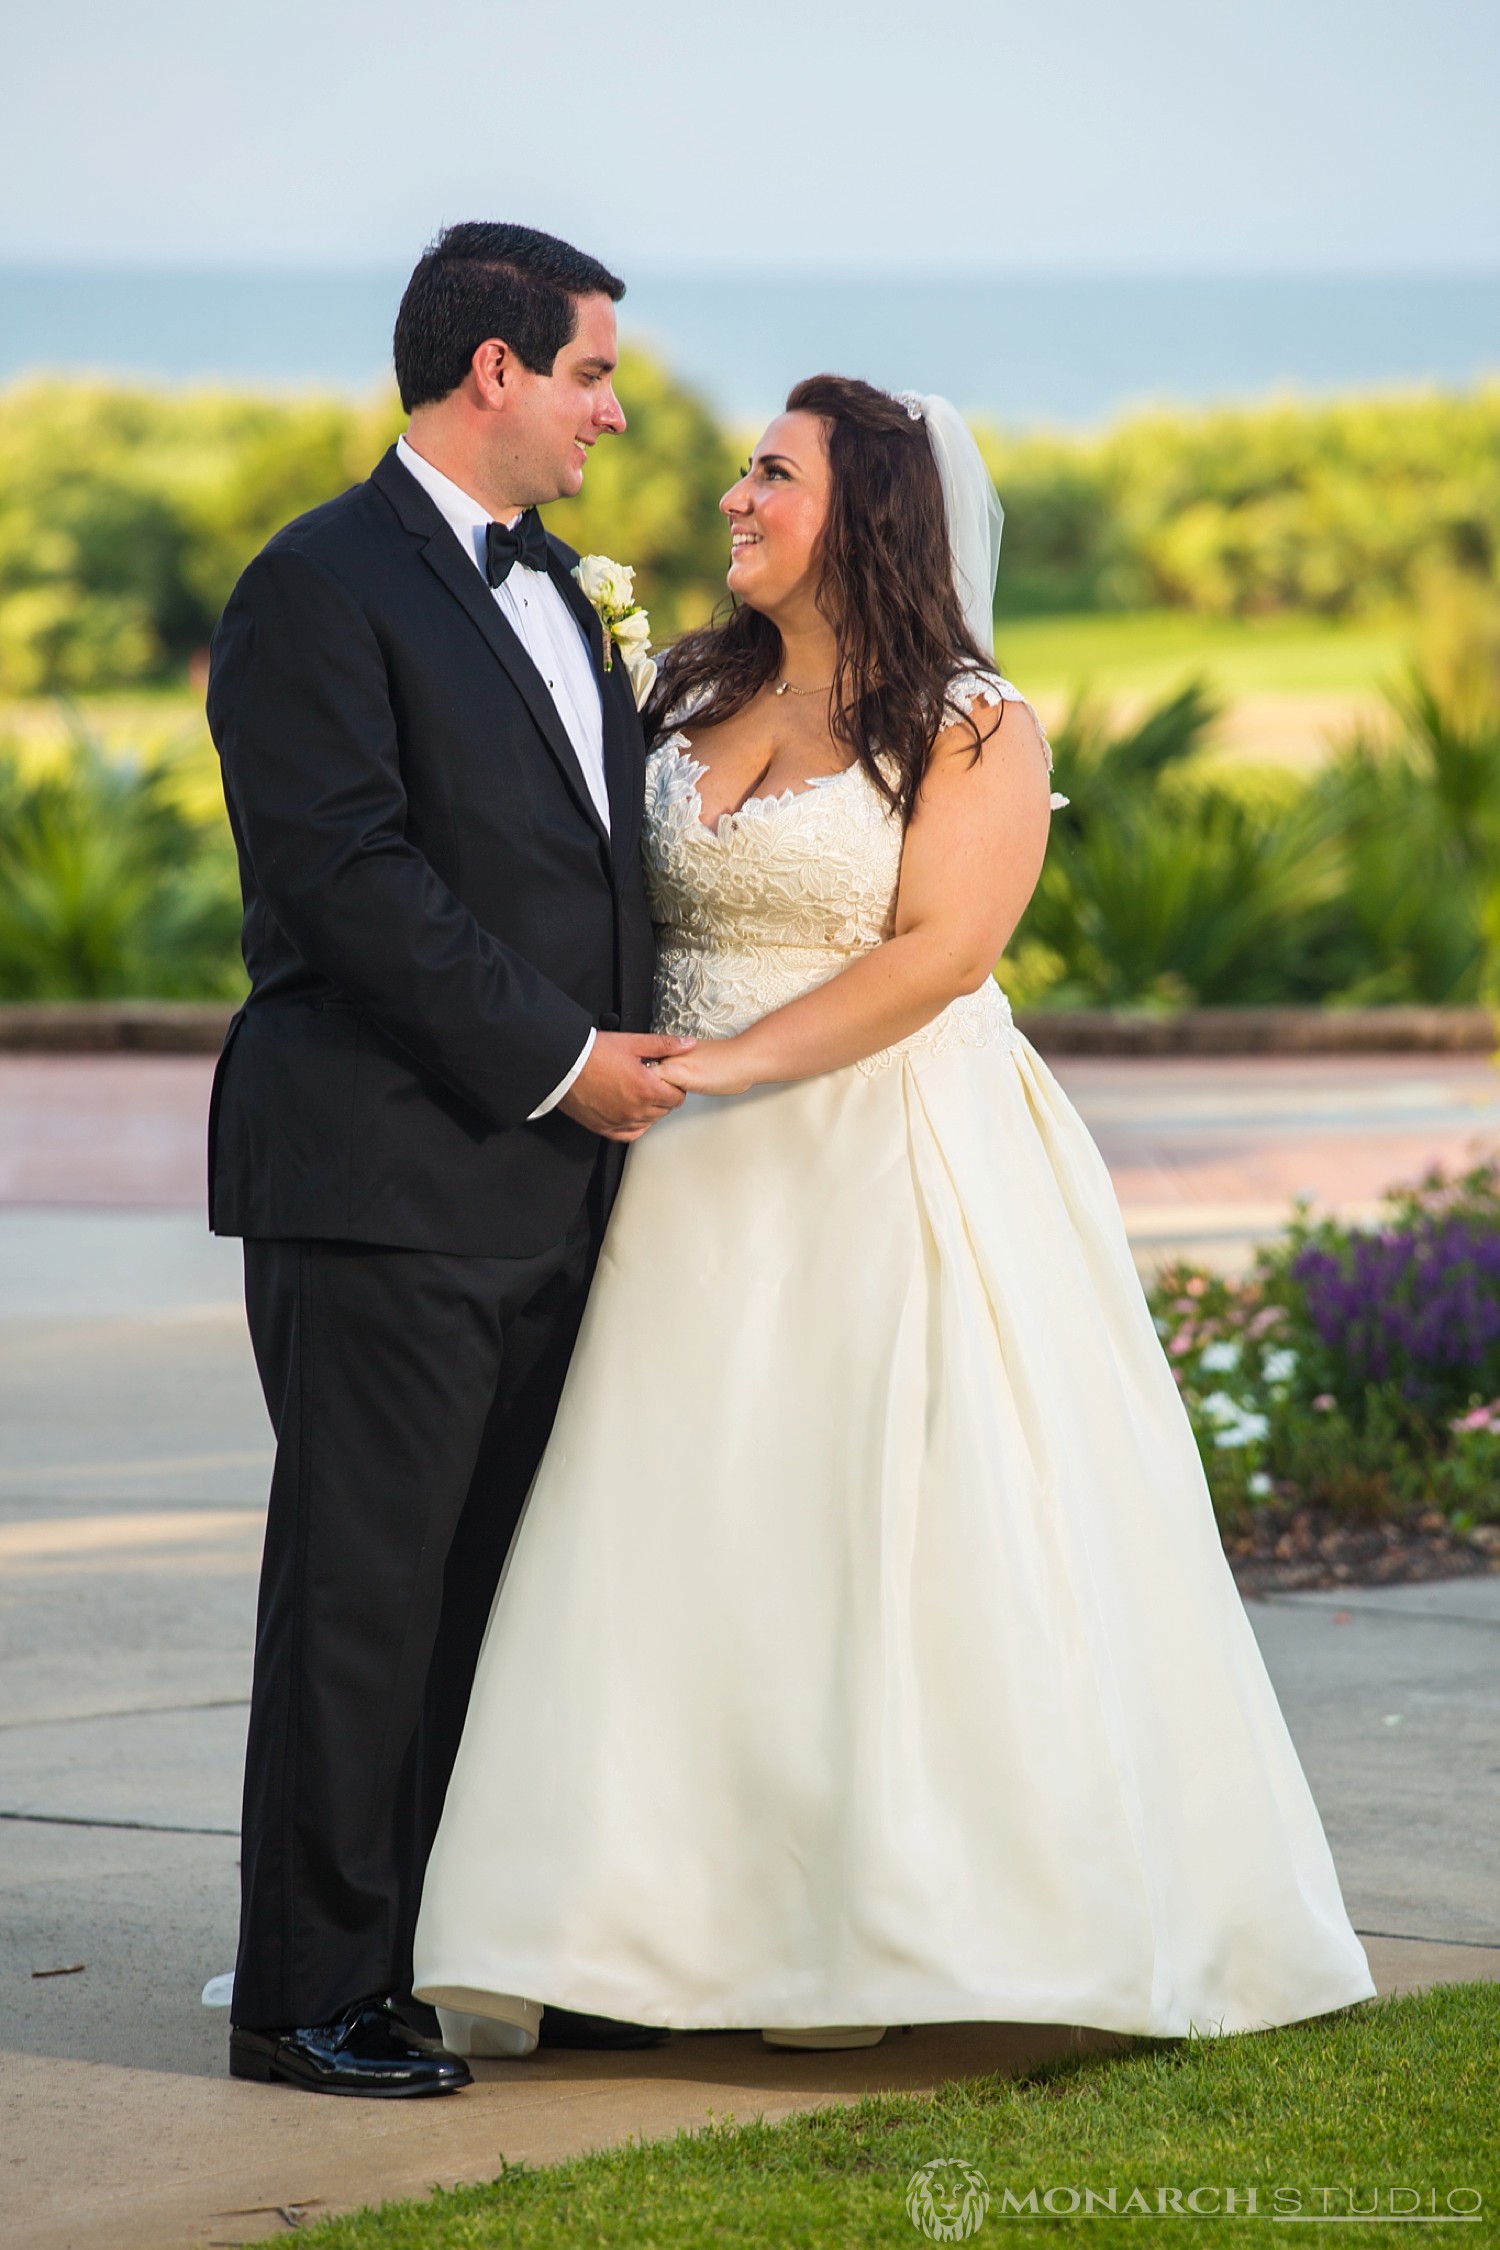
558, 1032, 697, 1141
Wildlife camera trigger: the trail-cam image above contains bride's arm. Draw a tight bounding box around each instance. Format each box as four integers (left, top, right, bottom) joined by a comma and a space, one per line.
658, 699, 1054, 1095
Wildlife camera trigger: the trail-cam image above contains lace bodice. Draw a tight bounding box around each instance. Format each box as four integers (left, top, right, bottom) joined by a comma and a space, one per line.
645, 670, 1063, 1074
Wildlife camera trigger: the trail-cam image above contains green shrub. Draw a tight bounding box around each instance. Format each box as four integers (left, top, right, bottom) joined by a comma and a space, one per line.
1305, 661, 1500, 1004
3, 375, 1497, 691
0, 357, 735, 692
0, 719, 244, 999
1149, 1158, 1500, 1531
1003, 681, 1343, 1007
984, 386, 1500, 622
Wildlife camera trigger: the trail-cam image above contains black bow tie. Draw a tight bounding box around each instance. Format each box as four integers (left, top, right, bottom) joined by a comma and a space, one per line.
484, 510, 550, 587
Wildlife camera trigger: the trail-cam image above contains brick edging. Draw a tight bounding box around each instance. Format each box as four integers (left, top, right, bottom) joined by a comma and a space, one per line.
0, 1002, 236, 1053
1014, 1005, 1498, 1056
0, 1001, 1494, 1059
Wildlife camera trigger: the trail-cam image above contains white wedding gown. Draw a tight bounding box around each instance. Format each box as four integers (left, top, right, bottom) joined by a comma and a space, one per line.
413, 673, 1375, 2042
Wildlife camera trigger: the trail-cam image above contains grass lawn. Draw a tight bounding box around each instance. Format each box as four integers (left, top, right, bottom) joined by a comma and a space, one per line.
994, 610, 1413, 707
0, 611, 1413, 751
0, 609, 1415, 790
0, 683, 206, 751
264, 1983, 1496, 2249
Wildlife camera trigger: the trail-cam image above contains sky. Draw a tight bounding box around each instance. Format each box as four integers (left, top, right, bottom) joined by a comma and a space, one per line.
3, 0, 1497, 276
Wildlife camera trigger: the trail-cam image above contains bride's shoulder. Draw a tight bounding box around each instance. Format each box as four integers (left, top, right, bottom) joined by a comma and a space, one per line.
942, 665, 1036, 727
936, 667, 1065, 800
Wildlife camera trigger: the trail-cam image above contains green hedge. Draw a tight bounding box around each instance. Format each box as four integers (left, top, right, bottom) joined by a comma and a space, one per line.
981, 387, 1500, 620
1, 371, 1497, 692
0, 356, 737, 693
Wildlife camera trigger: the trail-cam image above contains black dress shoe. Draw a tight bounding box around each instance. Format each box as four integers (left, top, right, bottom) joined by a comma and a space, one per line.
537, 2004, 669, 2051
230, 1996, 472, 2096
389, 1993, 444, 2046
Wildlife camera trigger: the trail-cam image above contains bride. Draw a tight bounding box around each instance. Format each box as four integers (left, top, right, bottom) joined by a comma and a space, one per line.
412, 375, 1375, 2052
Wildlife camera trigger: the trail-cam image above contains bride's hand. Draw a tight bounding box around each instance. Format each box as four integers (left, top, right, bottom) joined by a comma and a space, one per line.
654, 1038, 757, 1097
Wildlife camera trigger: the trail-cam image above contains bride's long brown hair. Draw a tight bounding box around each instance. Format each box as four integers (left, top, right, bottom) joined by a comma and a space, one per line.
642, 374, 996, 828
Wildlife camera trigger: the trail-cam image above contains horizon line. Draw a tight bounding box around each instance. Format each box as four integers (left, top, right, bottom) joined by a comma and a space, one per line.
2, 259, 1498, 286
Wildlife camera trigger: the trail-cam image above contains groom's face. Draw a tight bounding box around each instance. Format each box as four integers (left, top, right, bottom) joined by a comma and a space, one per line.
501, 293, 626, 505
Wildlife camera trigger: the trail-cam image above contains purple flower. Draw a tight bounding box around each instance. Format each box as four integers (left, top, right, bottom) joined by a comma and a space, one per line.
1291, 1215, 1500, 1409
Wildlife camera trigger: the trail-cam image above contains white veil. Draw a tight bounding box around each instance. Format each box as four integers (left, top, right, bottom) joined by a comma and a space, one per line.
895, 392, 1004, 656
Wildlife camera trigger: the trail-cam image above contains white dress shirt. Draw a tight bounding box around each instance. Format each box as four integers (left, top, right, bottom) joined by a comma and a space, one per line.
395, 434, 600, 1116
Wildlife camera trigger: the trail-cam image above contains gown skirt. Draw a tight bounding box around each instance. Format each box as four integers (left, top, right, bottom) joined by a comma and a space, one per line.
413, 1031, 1375, 2039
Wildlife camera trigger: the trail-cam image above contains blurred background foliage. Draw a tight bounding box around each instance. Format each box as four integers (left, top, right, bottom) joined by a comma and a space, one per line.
1, 368, 1496, 693
998, 640, 1500, 1010
0, 717, 243, 998
980, 386, 1500, 621
0, 348, 735, 694
2, 359, 1500, 1007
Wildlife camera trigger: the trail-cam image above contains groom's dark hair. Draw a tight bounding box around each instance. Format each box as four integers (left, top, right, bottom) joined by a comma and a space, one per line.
394, 222, 625, 411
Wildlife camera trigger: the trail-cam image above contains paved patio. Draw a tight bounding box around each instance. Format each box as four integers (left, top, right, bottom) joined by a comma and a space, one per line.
8, 1046, 1500, 1256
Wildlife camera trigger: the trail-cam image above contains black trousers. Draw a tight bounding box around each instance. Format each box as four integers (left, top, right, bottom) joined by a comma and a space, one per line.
232, 1191, 601, 2030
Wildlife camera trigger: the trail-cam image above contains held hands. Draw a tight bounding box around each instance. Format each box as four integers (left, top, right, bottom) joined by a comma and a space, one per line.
558, 1031, 698, 1142
655, 1038, 758, 1098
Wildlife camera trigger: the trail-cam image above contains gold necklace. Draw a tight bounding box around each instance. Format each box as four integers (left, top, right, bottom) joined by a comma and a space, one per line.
773, 677, 833, 697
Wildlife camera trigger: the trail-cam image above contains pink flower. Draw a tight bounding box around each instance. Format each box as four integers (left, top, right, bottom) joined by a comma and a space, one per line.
1185, 1277, 1208, 1298
1312, 1393, 1336, 1412
1169, 1330, 1196, 1358
1247, 1306, 1286, 1338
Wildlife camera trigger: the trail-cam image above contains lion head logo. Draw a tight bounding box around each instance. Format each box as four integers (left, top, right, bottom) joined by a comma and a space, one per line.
906, 2158, 992, 2241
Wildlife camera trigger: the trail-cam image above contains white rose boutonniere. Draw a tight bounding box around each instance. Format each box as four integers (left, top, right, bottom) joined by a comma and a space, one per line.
572, 553, 657, 710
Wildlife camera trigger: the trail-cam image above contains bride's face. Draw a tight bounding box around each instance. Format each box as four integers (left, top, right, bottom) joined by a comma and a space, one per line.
721, 412, 831, 616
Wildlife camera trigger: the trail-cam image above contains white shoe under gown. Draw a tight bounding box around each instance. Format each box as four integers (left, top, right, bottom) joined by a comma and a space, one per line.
412, 674, 1375, 2042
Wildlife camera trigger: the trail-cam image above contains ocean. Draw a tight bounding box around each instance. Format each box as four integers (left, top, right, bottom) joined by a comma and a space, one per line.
1, 268, 1497, 429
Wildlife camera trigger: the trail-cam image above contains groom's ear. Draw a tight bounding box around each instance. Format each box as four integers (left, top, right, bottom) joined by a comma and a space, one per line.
469, 338, 516, 410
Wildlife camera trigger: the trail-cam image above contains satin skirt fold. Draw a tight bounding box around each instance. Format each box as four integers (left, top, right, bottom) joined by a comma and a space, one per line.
413, 1037, 1374, 2037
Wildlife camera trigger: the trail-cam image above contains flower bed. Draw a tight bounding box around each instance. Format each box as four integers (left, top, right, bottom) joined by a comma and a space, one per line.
1148, 1155, 1500, 1592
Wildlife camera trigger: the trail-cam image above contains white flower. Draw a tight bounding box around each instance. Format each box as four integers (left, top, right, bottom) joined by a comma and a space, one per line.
1213, 1410, 1269, 1450
574, 553, 635, 610
1199, 1389, 1268, 1450
1262, 1347, 1299, 1386
571, 551, 654, 701
1198, 1340, 1242, 1374
1248, 1471, 1273, 1497
609, 606, 652, 651
621, 644, 657, 711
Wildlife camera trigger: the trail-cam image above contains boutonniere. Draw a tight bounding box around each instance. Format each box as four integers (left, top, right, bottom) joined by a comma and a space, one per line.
572, 554, 657, 710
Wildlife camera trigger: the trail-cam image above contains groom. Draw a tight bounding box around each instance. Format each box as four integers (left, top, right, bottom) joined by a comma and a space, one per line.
206, 223, 690, 2095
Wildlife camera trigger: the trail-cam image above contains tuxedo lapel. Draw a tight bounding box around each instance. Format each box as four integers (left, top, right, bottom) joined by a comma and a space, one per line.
370, 450, 611, 853
550, 547, 608, 673
547, 548, 643, 857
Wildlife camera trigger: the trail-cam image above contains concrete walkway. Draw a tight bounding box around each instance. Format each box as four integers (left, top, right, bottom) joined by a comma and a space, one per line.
5, 1059, 1500, 2245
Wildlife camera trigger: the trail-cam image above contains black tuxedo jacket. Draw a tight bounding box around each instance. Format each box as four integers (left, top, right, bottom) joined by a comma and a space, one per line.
205, 446, 655, 1257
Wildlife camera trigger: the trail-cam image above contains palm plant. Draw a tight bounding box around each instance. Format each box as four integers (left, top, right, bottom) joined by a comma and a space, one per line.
1307, 665, 1500, 1004
0, 714, 244, 999
1008, 681, 1341, 1006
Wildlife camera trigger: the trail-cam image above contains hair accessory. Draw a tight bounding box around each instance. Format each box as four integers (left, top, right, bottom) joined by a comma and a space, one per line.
893, 391, 926, 421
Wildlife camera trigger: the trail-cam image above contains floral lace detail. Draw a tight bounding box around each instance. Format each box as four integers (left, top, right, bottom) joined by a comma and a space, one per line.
644, 671, 1054, 1074
945, 668, 1069, 810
